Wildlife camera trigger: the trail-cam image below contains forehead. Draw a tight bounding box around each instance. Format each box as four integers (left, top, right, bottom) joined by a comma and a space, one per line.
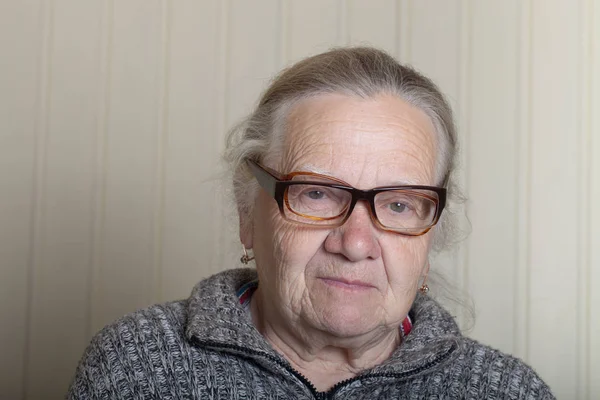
278, 93, 438, 187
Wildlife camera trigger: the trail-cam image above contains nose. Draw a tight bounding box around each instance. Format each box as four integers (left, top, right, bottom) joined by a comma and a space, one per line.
324, 201, 382, 262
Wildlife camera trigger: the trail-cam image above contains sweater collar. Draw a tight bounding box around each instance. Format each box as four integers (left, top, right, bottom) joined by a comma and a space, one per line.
186, 268, 460, 375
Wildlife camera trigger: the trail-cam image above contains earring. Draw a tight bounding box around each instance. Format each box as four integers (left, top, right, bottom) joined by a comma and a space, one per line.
419, 265, 430, 294
240, 246, 255, 264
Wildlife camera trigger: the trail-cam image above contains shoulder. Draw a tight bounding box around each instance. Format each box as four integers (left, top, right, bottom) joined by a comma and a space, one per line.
67, 300, 190, 399
91, 299, 189, 352
407, 295, 554, 398
67, 268, 257, 399
448, 337, 555, 399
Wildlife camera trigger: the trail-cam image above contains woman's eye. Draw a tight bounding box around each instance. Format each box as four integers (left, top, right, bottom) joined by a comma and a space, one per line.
389, 202, 408, 213
306, 190, 326, 200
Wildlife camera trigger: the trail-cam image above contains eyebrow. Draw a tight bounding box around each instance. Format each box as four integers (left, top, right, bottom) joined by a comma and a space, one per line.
298, 164, 333, 176
292, 164, 424, 187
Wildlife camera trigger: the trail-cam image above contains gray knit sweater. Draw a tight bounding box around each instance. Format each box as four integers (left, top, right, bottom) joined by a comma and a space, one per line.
68, 268, 555, 399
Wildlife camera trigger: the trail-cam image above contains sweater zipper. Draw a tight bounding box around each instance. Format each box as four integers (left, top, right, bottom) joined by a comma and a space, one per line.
194, 339, 456, 400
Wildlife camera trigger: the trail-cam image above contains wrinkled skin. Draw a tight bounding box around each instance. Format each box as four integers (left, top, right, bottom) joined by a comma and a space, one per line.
240, 93, 439, 391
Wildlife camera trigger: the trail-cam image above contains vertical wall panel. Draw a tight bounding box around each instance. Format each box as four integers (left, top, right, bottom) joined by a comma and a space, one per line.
589, 1, 600, 398
466, 0, 519, 355
88, 0, 112, 343
91, 0, 163, 333
287, 0, 339, 61
455, 0, 471, 330
0, 2, 42, 398
347, 0, 396, 53
514, 0, 532, 364
528, 1, 580, 397
214, 0, 282, 270
24, 0, 103, 398
151, 0, 170, 306
578, 0, 593, 397
161, 0, 222, 301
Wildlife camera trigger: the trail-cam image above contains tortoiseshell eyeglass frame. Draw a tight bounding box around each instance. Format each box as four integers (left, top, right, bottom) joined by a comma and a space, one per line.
247, 160, 448, 236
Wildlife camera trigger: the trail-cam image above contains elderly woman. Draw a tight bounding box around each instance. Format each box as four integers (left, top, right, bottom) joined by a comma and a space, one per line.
69, 47, 554, 399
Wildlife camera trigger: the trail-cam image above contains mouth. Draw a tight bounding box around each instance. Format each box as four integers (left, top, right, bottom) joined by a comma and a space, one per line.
319, 277, 375, 290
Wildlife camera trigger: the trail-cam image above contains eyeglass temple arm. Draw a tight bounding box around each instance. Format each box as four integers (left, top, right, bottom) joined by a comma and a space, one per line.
436, 172, 449, 213
247, 160, 277, 197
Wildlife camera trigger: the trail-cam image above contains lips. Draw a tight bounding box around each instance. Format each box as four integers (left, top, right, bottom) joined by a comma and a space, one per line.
319, 277, 375, 289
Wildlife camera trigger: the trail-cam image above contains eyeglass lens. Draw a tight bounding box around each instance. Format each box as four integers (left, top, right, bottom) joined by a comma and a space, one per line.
282, 182, 438, 230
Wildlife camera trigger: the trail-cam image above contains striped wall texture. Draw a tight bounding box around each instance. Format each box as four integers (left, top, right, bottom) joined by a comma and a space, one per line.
1, 1, 598, 398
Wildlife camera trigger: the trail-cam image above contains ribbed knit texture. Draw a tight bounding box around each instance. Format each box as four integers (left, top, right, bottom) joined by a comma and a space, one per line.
67, 268, 555, 399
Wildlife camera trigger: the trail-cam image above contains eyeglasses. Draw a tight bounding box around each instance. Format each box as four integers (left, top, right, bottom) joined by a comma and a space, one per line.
247, 160, 447, 236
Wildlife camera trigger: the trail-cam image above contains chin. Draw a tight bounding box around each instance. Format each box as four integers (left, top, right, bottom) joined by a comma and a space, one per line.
315, 303, 382, 338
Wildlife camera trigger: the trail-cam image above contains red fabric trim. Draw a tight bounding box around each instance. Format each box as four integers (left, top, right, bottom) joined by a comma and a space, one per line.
401, 316, 412, 336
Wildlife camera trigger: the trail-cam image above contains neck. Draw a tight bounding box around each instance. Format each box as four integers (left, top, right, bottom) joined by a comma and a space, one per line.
250, 288, 401, 392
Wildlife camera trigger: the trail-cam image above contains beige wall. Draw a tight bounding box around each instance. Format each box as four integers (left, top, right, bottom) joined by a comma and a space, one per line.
1, 0, 599, 398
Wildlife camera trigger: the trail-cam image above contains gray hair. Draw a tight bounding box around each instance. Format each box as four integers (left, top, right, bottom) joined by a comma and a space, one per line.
224, 46, 464, 253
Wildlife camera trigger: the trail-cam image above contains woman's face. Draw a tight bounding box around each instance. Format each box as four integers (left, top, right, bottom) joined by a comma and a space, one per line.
243, 93, 438, 338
